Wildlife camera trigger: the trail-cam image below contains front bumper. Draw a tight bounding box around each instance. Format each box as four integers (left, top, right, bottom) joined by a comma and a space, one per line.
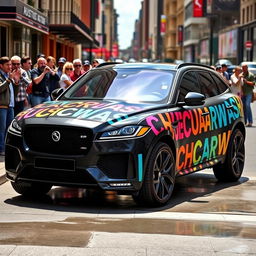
5, 131, 149, 192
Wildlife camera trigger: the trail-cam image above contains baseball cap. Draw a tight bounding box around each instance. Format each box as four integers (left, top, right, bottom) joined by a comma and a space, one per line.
37, 53, 45, 59
83, 60, 90, 65
58, 57, 66, 63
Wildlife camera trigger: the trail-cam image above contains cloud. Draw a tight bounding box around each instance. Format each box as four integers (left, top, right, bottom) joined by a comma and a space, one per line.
114, 0, 142, 49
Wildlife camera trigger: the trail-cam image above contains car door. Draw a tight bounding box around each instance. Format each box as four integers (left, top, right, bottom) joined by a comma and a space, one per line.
197, 70, 238, 164
173, 70, 208, 173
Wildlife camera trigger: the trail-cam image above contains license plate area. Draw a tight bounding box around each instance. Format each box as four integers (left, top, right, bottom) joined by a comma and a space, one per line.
34, 157, 75, 171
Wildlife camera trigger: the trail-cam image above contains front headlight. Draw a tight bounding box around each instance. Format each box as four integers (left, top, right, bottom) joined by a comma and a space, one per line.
8, 119, 22, 136
99, 125, 150, 140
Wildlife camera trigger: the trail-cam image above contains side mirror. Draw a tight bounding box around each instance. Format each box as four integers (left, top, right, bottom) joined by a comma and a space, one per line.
184, 92, 205, 106
51, 88, 64, 100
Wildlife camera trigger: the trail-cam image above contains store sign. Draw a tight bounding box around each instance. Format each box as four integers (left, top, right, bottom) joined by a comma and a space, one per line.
0, 0, 49, 34
218, 29, 238, 58
193, 0, 203, 17
178, 25, 183, 45
206, 0, 213, 14
23, 6, 46, 26
112, 43, 119, 58
160, 15, 166, 36
245, 41, 253, 50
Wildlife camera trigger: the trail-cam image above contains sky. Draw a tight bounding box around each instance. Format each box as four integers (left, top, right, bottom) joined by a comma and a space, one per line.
114, 0, 142, 50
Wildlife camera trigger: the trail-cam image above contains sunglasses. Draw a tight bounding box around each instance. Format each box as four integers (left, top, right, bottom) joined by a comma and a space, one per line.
12, 63, 21, 66
66, 68, 73, 71
74, 65, 81, 67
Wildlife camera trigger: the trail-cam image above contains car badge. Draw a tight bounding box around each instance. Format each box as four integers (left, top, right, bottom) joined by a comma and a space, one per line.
52, 131, 61, 142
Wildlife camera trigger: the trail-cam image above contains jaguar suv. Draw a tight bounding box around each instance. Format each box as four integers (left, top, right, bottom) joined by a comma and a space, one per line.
5, 63, 245, 206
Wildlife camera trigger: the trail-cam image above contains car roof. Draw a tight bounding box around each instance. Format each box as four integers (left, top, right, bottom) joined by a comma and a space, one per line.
97, 62, 214, 71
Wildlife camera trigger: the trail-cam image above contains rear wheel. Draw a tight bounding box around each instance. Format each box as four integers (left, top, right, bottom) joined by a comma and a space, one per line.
133, 142, 175, 206
213, 129, 245, 182
11, 181, 52, 197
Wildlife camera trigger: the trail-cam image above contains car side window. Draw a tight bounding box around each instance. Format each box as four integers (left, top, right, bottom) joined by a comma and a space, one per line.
198, 72, 219, 98
211, 73, 229, 94
178, 71, 200, 102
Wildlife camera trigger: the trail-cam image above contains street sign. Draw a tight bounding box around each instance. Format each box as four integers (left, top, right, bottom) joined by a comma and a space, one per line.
245, 41, 253, 50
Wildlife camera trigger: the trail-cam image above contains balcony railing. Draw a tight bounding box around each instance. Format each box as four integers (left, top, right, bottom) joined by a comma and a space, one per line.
48, 11, 92, 36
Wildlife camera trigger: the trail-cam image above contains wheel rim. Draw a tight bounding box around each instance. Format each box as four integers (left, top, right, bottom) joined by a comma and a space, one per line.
231, 132, 245, 176
153, 148, 175, 201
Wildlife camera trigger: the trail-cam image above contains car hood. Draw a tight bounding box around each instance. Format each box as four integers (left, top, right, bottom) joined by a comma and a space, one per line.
16, 100, 158, 128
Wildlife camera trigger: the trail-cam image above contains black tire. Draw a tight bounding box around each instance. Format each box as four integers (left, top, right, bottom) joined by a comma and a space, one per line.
133, 142, 175, 207
11, 181, 52, 197
213, 129, 245, 182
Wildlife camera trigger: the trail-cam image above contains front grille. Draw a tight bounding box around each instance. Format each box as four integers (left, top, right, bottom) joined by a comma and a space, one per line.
20, 166, 96, 185
35, 157, 75, 171
97, 153, 134, 179
24, 125, 93, 155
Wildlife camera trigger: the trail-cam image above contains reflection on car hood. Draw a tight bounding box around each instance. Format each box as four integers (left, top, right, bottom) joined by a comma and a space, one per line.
16, 100, 156, 127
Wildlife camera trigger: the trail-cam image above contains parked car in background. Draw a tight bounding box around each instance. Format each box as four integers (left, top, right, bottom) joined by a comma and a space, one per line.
215, 59, 233, 66
240, 62, 256, 76
5, 63, 245, 206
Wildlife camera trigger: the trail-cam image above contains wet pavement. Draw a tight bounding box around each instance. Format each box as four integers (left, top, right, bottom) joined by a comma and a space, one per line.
0, 171, 256, 248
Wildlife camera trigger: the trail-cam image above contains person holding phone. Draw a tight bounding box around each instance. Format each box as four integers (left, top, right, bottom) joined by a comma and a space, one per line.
46, 56, 60, 97
0, 57, 21, 155
241, 64, 255, 127
30, 57, 52, 107
11, 55, 31, 115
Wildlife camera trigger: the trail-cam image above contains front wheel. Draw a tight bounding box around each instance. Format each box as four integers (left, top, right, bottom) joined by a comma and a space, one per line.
11, 181, 52, 197
133, 142, 175, 207
213, 129, 245, 182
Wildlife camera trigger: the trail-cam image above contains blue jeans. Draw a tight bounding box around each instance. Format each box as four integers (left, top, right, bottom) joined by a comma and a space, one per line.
242, 94, 253, 124
31, 95, 51, 107
0, 108, 14, 152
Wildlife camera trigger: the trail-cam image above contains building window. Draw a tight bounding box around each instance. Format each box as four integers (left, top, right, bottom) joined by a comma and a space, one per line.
185, 2, 193, 20
250, 4, 253, 22
255, 3, 256, 19
242, 8, 245, 24
247, 6, 249, 23
0, 26, 7, 56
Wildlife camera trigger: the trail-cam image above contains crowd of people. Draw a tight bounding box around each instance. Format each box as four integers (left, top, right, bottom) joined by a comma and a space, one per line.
0, 55, 255, 156
213, 63, 255, 127
0, 54, 105, 156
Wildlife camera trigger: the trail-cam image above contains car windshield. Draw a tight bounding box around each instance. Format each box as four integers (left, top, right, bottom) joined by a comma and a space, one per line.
62, 68, 175, 104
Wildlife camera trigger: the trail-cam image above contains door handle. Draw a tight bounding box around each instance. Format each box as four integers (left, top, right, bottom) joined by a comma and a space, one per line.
226, 105, 233, 109
172, 120, 179, 127
201, 112, 209, 116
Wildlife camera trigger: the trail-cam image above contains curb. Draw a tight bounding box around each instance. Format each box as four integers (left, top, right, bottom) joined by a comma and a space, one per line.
0, 157, 7, 185
0, 174, 6, 185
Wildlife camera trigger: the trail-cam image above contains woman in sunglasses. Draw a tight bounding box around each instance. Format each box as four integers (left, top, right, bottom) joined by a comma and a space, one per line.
59, 62, 73, 89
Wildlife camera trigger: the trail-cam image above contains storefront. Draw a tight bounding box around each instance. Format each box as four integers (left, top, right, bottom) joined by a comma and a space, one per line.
0, 0, 48, 61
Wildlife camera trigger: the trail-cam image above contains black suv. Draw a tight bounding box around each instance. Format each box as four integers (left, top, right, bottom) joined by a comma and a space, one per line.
5, 63, 245, 206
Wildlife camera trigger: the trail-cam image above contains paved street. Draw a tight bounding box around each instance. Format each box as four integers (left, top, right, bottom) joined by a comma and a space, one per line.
0, 102, 256, 255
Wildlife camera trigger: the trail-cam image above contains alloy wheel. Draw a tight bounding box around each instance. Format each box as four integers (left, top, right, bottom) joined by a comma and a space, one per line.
153, 148, 175, 201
